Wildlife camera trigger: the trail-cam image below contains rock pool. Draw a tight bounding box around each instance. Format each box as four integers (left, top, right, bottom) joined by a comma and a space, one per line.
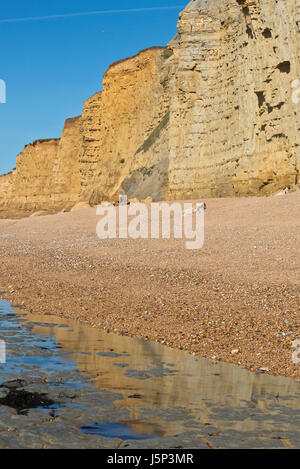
0, 299, 299, 449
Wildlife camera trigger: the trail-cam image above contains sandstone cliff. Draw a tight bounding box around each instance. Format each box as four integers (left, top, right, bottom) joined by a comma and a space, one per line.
0, 117, 82, 215
167, 0, 300, 198
12, 139, 60, 211
51, 116, 82, 208
0, 171, 14, 212
79, 47, 170, 204
0, 0, 299, 216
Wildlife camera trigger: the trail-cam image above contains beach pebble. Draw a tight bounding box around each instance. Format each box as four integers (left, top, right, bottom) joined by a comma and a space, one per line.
0, 388, 9, 399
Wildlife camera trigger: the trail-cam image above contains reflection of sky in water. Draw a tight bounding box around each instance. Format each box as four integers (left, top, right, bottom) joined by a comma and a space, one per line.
0, 301, 77, 375
3, 356, 77, 374
81, 421, 152, 440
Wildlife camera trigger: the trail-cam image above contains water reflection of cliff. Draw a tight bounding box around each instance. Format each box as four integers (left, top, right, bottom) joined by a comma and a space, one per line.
19, 311, 299, 416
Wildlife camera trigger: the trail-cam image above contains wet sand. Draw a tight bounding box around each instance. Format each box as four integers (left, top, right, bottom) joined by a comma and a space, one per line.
1, 301, 299, 449
0, 192, 299, 379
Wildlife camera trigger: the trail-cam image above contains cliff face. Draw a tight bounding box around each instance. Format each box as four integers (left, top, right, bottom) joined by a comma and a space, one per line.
51, 116, 82, 207
79, 47, 170, 204
0, 172, 14, 211
12, 139, 60, 211
167, 0, 300, 198
0, 117, 82, 215
0, 0, 299, 216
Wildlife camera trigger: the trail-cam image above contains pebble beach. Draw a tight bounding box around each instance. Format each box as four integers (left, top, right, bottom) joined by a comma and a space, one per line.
0, 192, 299, 379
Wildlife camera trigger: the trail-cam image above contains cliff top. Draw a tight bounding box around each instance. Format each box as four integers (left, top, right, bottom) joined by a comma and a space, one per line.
105, 46, 166, 74
0, 170, 14, 178
184, 0, 215, 9
23, 138, 60, 150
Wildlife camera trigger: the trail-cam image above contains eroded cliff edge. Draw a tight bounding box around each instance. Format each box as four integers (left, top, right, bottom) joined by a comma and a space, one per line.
0, 117, 82, 215
0, 0, 299, 216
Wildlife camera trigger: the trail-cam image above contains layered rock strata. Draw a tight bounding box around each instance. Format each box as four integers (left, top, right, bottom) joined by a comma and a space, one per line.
167, 0, 300, 198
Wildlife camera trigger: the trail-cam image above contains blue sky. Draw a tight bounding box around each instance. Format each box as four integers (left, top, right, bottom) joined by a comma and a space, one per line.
0, 1, 183, 175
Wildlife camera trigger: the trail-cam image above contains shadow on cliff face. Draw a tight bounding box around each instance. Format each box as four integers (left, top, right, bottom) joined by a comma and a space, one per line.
118, 109, 170, 202
120, 157, 169, 202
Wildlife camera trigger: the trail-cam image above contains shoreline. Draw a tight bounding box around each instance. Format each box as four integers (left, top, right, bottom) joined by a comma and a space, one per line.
1, 300, 299, 449
0, 193, 299, 380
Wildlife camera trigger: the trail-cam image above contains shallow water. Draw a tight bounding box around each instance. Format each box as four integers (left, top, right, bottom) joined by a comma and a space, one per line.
0, 298, 299, 448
